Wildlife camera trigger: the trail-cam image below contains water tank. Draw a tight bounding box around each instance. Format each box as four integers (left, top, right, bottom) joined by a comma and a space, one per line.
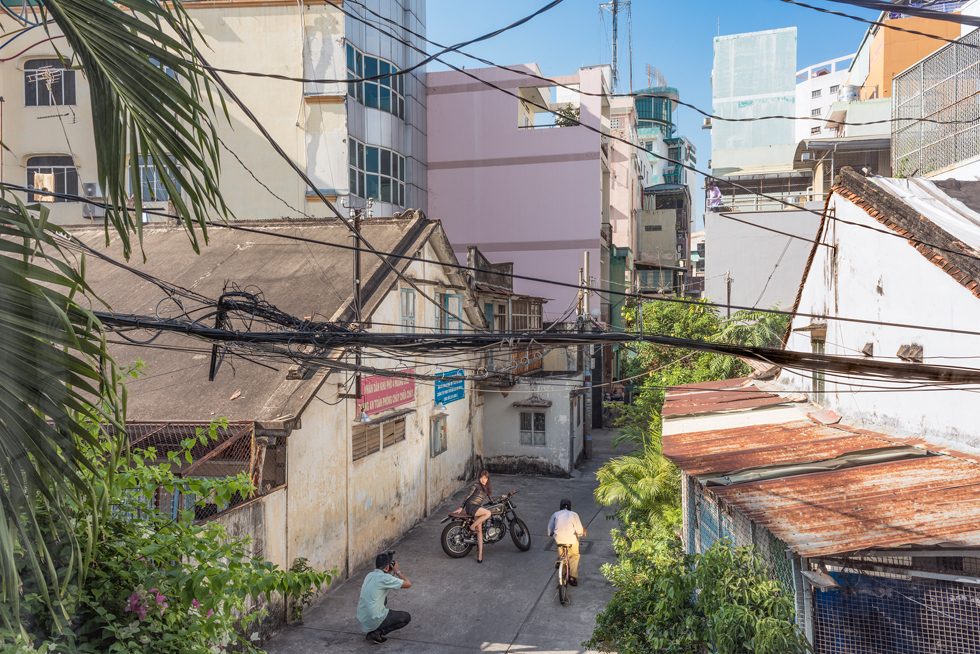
839, 84, 860, 102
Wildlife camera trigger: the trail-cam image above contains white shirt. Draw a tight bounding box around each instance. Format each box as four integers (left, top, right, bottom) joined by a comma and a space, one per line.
547, 509, 585, 545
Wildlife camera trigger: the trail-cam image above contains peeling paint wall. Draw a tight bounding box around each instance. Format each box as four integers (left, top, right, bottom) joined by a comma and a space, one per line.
282, 239, 483, 579
781, 194, 980, 452
482, 375, 585, 476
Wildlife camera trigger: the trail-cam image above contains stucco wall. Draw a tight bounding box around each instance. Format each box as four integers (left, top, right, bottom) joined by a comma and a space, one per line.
426, 65, 608, 317
704, 207, 822, 310
481, 376, 585, 476
780, 194, 980, 452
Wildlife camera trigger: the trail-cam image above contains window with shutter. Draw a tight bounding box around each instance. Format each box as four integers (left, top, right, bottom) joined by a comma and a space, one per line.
352, 423, 381, 461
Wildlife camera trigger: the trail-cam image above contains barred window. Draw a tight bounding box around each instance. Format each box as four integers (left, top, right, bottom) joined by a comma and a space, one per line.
511, 300, 542, 331
27, 155, 77, 202
133, 155, 179, 201
346, 43, 405, 119
348, 138, 405, 205
25, 59, 75, 106
519, 411, 546, 446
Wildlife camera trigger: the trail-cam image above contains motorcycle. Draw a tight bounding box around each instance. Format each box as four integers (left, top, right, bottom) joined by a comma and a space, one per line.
440, 490, 532, 557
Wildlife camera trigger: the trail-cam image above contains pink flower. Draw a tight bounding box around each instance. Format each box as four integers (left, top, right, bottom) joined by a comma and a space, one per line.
125, 592, 148, 621
206, 609, 214, 619
191, 598, 201, 609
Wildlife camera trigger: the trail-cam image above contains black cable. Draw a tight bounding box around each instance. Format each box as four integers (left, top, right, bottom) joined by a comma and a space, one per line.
781, 0, 980, 49
203, 0, 980, 128
17, 182, 980, 338
819, 0, 980, 26
328, 2, 980, 268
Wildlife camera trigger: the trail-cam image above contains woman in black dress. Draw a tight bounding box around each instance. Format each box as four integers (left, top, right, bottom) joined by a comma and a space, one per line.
460, 470, 493, 563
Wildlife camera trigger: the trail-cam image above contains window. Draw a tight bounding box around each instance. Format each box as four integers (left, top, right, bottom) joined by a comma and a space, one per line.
811, 108, 821, 117
811, 89, 821, 99
438, 293, 464, 333
511, 300, 542, 331
348, 137, 405, 205
133, 155, 178, 202
430, 415, 447, 457
483, 302, 494, 330
519, 411, 546, 446
829, 84, 839, 95
811, 126, 821, 135
610, 117, 622, 129
400, 288, 416, 331
494, 303, 508, 332
346, 43, 405, 119
644, 224, 663, 232
352, 417, 406, 461
26, 155, 78, 202
25, 59, 75, 106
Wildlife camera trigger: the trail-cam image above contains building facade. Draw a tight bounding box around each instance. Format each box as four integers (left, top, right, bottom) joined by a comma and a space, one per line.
794, 54, 854, 143
426, 64, 612, 323
0, 0, 428, 224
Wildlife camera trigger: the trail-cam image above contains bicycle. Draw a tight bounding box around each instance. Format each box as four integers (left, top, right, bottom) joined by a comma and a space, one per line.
556, 544, 572, 605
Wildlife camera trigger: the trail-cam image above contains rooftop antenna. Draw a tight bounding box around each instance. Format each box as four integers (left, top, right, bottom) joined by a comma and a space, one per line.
600, 0, 629, 92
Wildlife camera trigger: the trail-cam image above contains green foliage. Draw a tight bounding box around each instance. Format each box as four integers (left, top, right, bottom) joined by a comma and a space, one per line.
3, 420, 330, 652
587, 533, 809, 654
287, 558, 320, 623
588, 300, 804, 653
554, 103, 581, 127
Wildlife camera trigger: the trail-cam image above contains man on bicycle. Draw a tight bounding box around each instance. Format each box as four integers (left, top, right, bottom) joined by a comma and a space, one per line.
547, 498, 586, 586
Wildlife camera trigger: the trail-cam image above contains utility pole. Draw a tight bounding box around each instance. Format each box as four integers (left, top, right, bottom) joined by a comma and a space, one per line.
725, 271, 733, 318
610, 0, 619, 91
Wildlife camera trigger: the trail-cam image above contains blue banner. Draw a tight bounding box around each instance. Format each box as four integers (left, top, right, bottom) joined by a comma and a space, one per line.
434, 369, 465, 405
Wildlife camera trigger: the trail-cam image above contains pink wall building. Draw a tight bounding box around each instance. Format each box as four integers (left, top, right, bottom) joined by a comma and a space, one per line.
426, 64, 611, 320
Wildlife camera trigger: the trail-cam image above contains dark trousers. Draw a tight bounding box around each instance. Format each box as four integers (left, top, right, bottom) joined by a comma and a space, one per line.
376, 609, 411, 636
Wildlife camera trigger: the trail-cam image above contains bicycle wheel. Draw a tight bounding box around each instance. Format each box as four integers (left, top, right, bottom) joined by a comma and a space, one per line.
557, 560, 569, 605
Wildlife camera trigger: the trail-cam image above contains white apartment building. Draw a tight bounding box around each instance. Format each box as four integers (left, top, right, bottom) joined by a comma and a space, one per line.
0, 0, 427, 224
794, 54, 853, 143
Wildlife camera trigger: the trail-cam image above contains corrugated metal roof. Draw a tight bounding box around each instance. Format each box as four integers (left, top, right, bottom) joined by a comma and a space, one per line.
662, 378, 980, 557
712, 456, 980, 557
662, 420, 899, 477
661, 379, 791, 418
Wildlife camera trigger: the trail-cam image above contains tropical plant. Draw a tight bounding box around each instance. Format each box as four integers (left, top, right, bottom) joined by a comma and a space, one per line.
1, 0, 228, 636
4, 418, 329, 651
587, 535, 809, 654
554, 103, 580, 127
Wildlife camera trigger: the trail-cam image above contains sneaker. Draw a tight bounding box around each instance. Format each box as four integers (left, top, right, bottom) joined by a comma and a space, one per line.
569, 577, 578, 587
366, 631, 387, 644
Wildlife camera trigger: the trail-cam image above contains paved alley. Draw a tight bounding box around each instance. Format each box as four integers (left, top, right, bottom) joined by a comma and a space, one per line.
265, 429, 623, 654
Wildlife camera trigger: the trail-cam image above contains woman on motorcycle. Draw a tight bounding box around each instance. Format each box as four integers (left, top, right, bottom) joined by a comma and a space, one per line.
460, 470, 493, 563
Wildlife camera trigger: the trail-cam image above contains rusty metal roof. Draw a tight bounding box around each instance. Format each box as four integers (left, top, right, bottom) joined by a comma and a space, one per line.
712, 455, 980, 557
663, 420, 899, 477
662, 378, 980, 557
661, 378, 791, 418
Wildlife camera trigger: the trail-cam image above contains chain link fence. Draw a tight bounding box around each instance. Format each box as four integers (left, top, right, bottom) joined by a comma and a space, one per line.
120, 422, 286, 521
892, 27, 980, 177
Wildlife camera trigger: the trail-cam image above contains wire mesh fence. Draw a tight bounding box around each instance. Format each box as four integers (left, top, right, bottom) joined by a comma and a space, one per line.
893, 27, 980, 177
117, 422, 286, 521
812, 564, 980, 654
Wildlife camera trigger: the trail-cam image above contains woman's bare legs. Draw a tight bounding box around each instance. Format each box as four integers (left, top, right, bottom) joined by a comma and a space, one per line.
471, 507, 490, 561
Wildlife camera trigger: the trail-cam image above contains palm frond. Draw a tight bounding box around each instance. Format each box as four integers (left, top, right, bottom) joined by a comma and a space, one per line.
41, 0, 228, 257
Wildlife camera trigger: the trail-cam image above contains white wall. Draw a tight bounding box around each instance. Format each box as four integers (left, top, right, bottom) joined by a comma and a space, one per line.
704, 206, 822, 310
481, 374, 585, 476
780, 194, 980, 453
795, 68, 850, 143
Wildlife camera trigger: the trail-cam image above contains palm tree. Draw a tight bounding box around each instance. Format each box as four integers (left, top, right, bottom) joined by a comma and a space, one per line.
1, 0, 227, 634
595, 444, 681, 528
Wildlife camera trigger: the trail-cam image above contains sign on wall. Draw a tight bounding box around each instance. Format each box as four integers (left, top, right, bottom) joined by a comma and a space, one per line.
357, 370, 415, 415
434, 369, 465, 406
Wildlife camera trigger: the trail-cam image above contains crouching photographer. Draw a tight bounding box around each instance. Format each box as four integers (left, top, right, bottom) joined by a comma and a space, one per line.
356, 550, 412, 644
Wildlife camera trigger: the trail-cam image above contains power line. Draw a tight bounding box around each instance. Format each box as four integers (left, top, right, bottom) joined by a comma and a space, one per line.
819, 0, 980, 26
204, 0, 980, 128
780, 0, 980, 49
12, 181, 980, 339
330, 1, 980, 267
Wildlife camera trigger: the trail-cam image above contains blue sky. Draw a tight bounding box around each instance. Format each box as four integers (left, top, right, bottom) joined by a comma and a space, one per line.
427, 0, 878, 222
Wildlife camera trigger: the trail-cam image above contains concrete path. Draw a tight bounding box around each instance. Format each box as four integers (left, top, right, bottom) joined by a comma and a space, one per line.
265, 428, 624, 654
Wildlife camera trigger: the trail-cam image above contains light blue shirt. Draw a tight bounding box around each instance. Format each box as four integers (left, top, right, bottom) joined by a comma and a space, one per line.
356, 569, 404, 632
547, 509, 585, 545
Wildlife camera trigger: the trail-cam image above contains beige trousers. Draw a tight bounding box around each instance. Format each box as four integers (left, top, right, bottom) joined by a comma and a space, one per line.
559, 541, 580, 579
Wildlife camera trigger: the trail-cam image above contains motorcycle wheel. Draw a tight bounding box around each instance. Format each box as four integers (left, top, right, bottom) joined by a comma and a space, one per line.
510, 517, 532, 551
441, 522, 474, 558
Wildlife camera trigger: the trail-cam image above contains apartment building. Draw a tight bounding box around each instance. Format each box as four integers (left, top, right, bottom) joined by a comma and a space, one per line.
0, 0, 428, 224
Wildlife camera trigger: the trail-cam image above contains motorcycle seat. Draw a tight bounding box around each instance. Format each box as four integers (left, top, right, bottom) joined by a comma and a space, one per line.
448, 508, 469, 519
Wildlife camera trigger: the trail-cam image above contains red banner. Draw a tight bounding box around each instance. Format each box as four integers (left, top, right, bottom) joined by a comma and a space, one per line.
356, 370, 415, 415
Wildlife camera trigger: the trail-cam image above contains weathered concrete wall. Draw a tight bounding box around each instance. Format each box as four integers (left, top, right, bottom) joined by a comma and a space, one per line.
780, 193, 980, 452
704, 207, 822, 310
481, 375, 585, 476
